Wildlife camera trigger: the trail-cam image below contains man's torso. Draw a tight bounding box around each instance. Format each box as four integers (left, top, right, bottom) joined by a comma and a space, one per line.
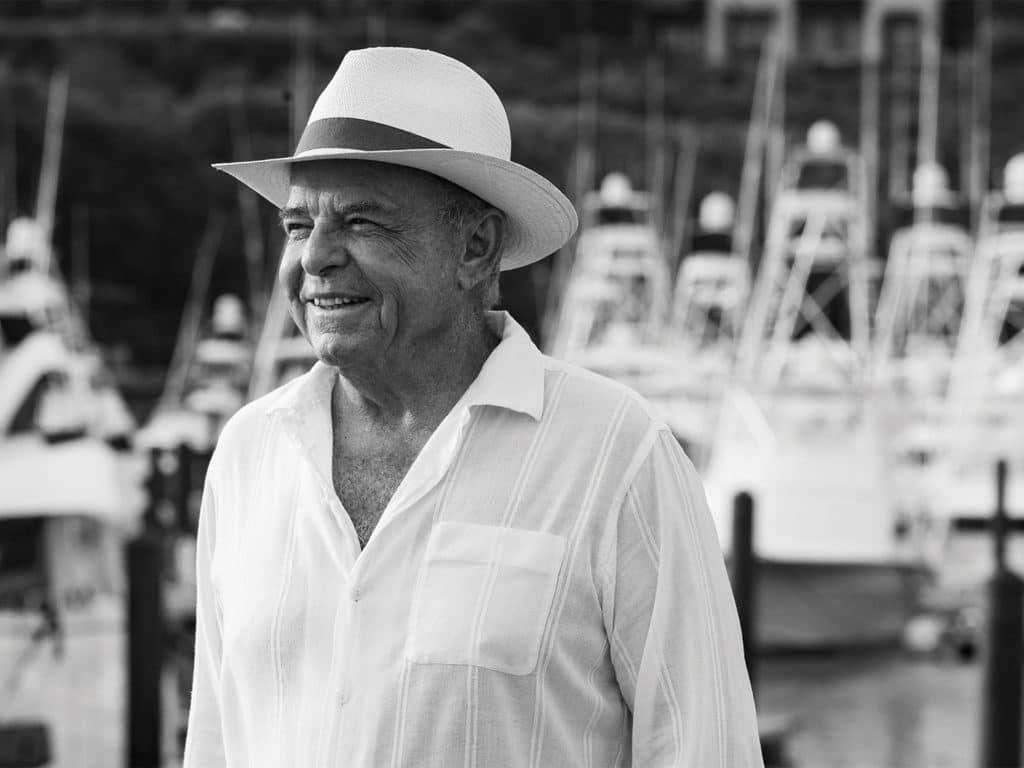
331, 427, 425, 548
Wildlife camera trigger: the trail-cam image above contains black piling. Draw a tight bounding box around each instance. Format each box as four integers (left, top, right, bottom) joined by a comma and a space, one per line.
979, 459, 1023, 768
174, 444, 192, 533
731, 491, 758, 696
126, 450, 166, 768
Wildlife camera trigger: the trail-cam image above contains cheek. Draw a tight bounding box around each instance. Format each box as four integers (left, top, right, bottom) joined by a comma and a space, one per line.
278, 247, 299, 290
279, 248, 307, 324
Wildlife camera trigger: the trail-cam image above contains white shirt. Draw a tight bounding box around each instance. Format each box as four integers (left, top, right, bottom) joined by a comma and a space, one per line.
184, 312, 762, 768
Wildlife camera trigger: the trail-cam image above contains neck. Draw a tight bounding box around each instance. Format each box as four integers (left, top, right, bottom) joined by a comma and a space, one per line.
333, 312, 499, 432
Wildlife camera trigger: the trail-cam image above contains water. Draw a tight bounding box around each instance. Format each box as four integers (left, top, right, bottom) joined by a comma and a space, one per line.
759, 650, 982, 768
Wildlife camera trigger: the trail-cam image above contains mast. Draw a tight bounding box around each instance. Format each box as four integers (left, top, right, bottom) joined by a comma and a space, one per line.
733, 33, 783, 283
541, 24, 599, 349
290, 10, 315, 151
859, 6, 880, 261
969, 0, 993, 233
665, 122, 699, 279
247, 8, 318, 401
0, 59, 15, 225
645, 36, 666, 239
228, 78, 268, 326
915, 9, 942, 176
34, 69, 69, 259
156, 215, 225, 414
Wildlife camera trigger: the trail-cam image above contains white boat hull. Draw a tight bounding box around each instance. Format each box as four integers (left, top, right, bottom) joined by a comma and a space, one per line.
704, 388, 929, 648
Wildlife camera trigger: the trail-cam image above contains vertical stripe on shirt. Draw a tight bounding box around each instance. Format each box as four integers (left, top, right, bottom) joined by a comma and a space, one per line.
528, 391, 632, 768
392, 409, 484, 768
669, 442, 728, 763
464, 371, 570, 768
581, 637, 611, 768
270, 489, 300, 754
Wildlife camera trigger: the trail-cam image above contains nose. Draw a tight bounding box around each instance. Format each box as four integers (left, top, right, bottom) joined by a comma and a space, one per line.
300, 224, 351, 276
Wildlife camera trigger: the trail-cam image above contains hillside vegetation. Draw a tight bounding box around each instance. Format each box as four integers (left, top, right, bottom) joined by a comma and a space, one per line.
4, 2, 1024, 410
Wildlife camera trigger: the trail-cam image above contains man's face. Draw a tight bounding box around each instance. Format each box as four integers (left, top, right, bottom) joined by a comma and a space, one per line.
279, 160, 463, 372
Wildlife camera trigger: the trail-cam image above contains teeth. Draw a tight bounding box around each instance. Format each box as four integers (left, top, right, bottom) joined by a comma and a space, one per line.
312, 297, 366, 308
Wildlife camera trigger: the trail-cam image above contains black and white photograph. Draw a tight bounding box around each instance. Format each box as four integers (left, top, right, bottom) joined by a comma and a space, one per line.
0, 1, 1021, 766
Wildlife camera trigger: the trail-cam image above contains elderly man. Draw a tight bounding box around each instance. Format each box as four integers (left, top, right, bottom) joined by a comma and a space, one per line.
184, 47, 762, 767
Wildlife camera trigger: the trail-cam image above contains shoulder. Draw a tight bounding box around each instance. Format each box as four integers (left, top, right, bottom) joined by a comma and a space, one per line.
210, 371, 310, 469
540, 353, 665, 427
537, 352, 672, 466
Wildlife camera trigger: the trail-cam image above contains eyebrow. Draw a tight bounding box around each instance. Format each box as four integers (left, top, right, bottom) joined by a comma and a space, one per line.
278, 200, 391, 223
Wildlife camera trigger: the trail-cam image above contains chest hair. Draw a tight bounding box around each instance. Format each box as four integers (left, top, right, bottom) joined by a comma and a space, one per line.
331, 435, 423, 549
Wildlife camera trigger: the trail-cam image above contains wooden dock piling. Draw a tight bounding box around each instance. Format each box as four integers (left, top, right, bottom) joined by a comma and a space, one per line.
126, 450, 165, 768
979, 459, 1023, 768
732, 491, 758, 695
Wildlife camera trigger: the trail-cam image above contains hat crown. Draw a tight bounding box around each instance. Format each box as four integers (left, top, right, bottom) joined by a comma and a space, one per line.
305, 47, 511, 159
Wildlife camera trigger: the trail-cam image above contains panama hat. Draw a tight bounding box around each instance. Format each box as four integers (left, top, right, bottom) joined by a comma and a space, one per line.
213, 46, 578, 271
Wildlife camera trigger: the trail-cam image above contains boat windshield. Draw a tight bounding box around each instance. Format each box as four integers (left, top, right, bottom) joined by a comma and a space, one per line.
595, 206, 649, 226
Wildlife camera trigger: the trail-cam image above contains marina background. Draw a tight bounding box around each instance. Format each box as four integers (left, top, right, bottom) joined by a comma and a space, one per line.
3, 1, 1024, 766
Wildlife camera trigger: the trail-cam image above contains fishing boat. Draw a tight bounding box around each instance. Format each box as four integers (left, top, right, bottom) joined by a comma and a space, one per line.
872, 162, 972, 546
929, 154, 1024, 588
247, 273, 316, 402
656, 192, 749, 466
544, 172, 738, 448
0, 213, 143, 766
136, 293, 253, 453
701, 122, 929, 649
545, 172, 671, 366
0, 70, 142, 765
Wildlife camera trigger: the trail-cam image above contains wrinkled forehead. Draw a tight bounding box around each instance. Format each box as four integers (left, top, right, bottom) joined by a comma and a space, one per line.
286, 159, 454, 210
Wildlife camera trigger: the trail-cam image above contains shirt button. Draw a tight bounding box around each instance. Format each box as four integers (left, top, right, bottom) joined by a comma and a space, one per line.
350, 586, 361, 602
338, 692, 349, 706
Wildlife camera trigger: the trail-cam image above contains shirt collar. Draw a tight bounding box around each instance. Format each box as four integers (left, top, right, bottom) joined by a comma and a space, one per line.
268, 310, 545, 422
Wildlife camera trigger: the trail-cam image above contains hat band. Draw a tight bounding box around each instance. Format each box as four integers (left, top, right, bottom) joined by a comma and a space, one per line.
295, 117, 449, 154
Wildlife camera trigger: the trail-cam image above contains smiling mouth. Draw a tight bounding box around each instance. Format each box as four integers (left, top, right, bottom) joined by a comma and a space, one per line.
308, 296, 371, 309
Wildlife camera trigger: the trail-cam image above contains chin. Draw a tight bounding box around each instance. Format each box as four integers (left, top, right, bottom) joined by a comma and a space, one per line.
312, 338, 370, 371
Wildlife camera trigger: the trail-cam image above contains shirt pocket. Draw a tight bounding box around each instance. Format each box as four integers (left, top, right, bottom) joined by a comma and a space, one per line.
407, 521, 567, 676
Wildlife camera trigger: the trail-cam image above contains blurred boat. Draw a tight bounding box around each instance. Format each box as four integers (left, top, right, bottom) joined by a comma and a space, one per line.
0, 214, 143, 765
545, 172, 671, 365
545, 172, 737, 450
247, 260, 316, 402
0, 71, 142, 765
929, 153, 1024, 588
136, 293, 254, 454
702, 122, 929, 650
872, 162, 972, 539
656, 192, 749, 467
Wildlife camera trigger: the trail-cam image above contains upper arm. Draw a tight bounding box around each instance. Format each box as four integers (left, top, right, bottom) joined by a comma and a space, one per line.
601, 428, 763, 767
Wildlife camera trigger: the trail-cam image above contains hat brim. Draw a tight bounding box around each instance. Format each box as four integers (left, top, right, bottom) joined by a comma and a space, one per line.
213, 149, 578, 271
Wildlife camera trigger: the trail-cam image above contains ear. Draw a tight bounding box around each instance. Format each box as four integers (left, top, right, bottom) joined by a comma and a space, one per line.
456, 209, 505, 291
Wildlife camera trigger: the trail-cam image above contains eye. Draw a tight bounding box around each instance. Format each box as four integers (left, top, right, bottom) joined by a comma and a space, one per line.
282, 219, 312, 239
346, 216, 377, 228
